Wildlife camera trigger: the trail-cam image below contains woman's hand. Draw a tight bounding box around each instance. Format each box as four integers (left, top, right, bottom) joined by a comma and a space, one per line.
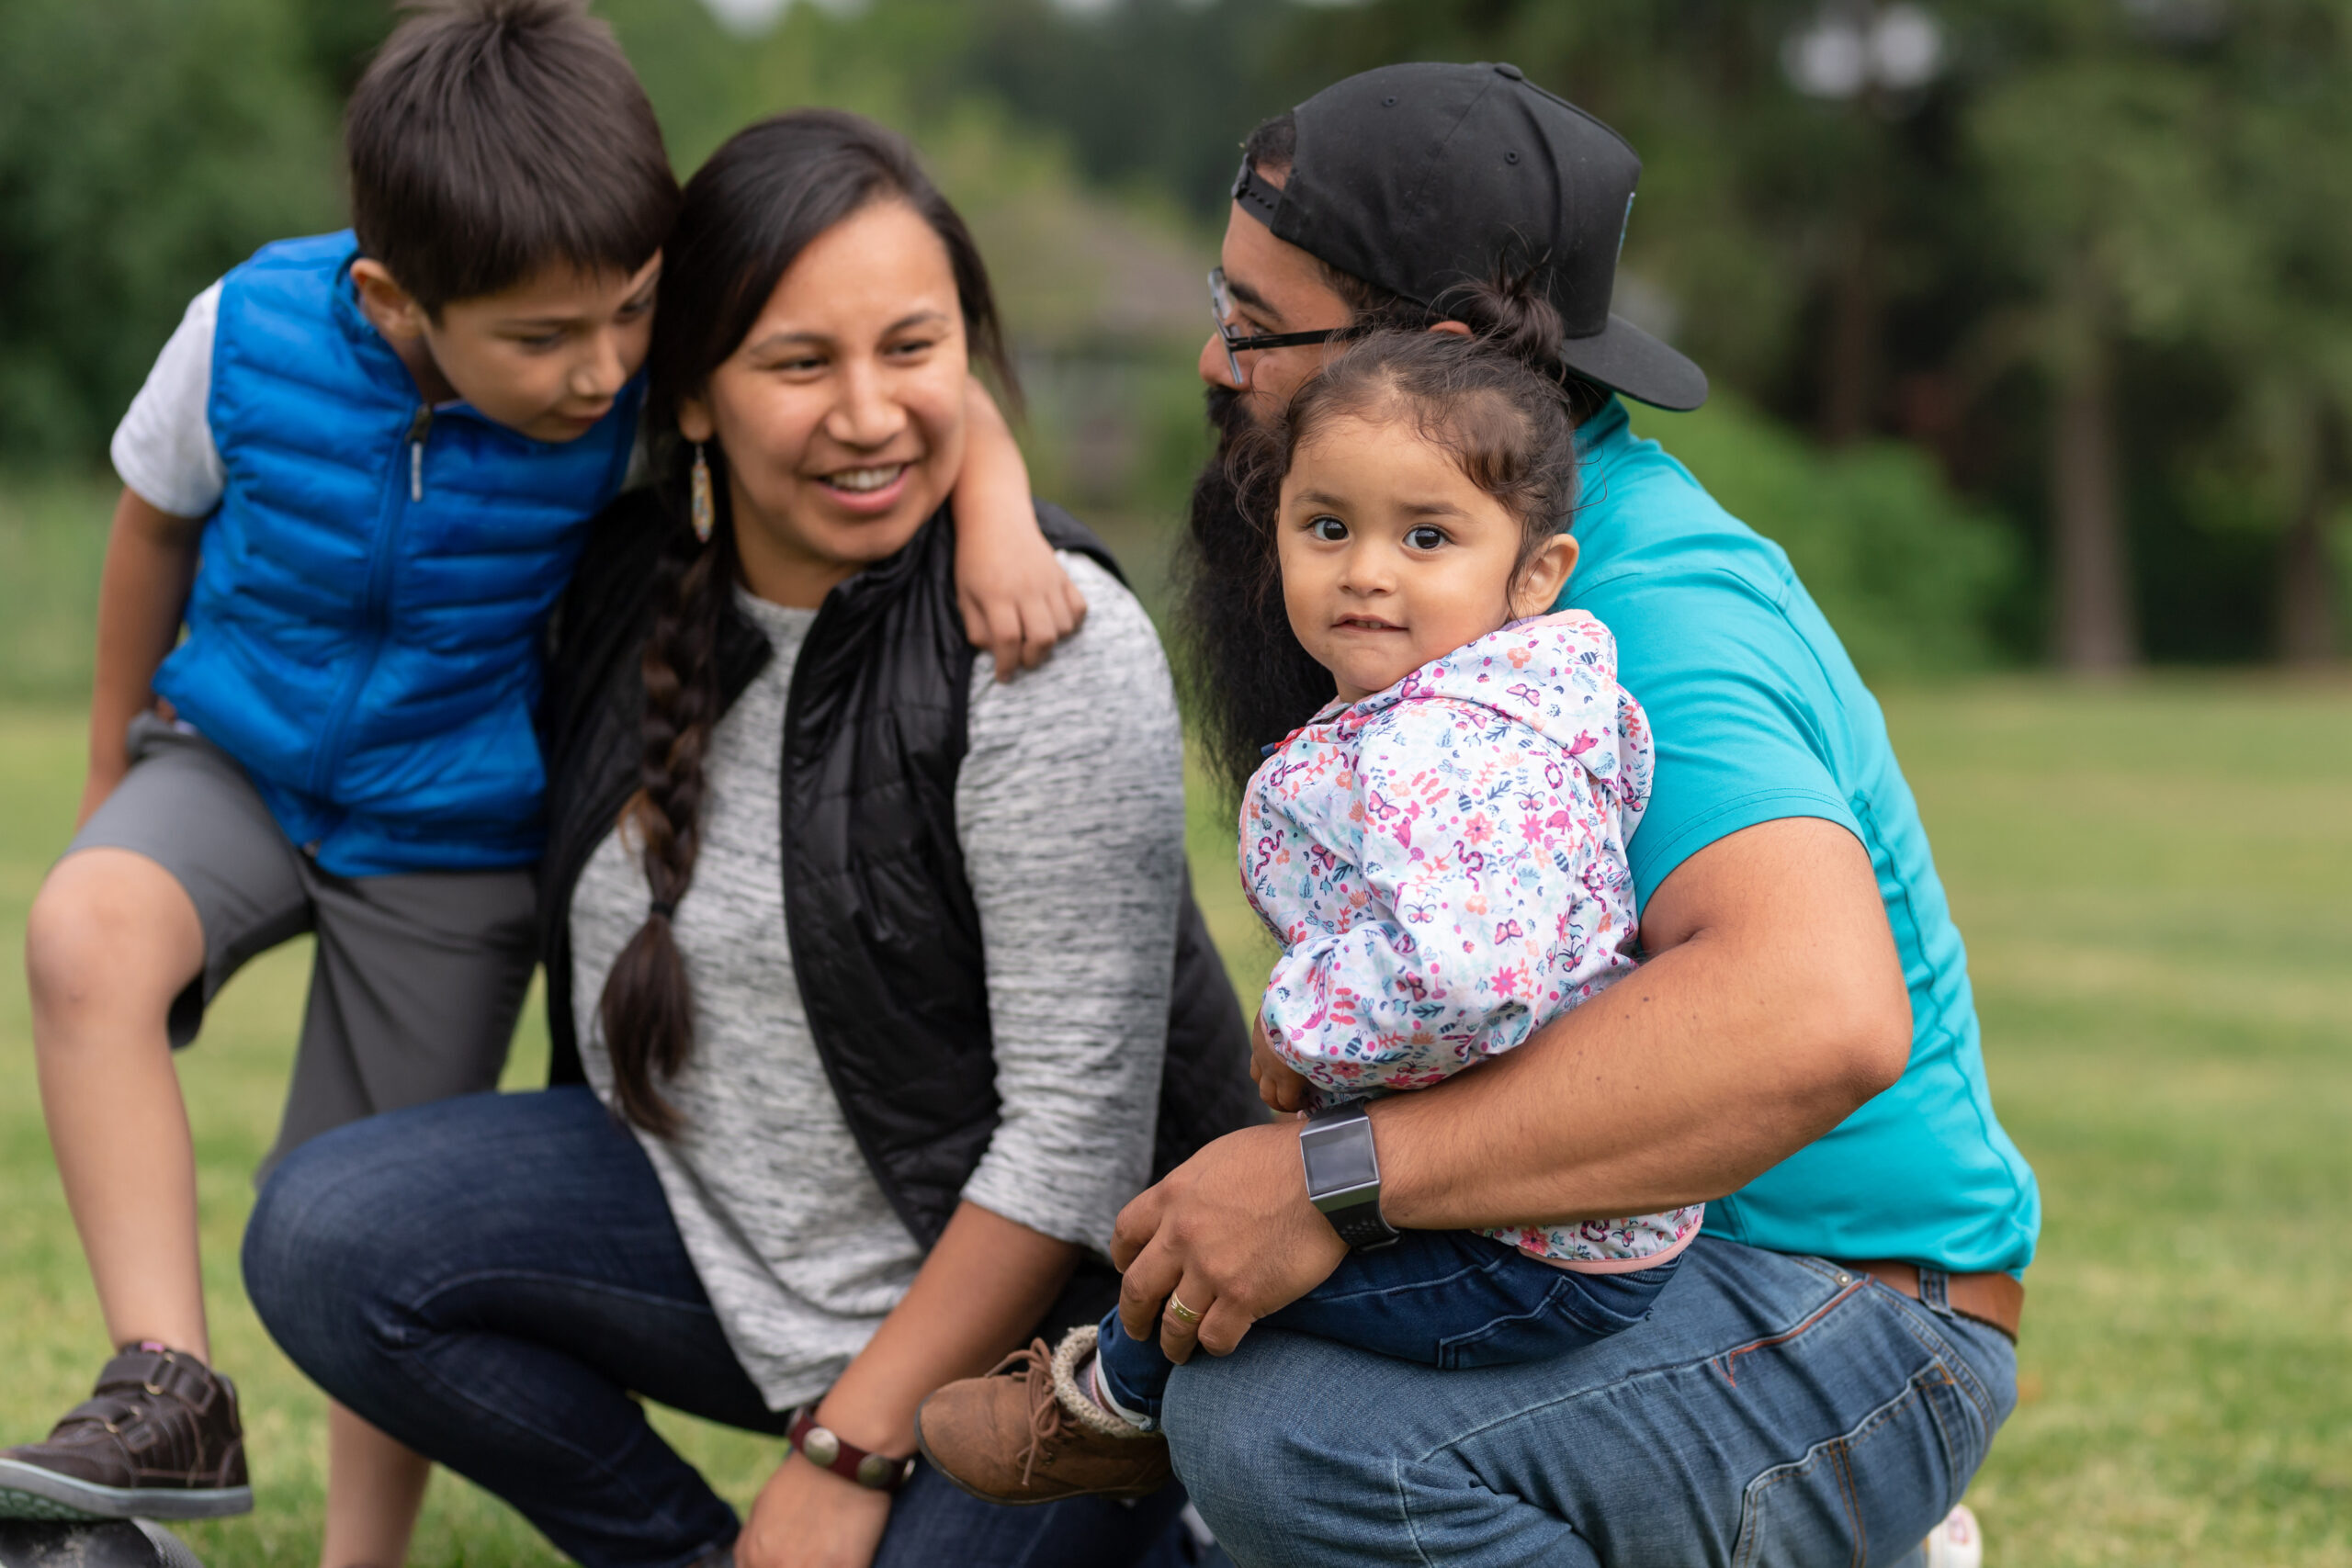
733, 1450, 893, 1568
1112, 1122, 1349, 1365
1248, 1014, 1312, 1114
736, 1202, 1069, 1567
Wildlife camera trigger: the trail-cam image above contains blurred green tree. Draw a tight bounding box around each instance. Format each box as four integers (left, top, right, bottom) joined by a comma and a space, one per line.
5, 0, 2342, 672
1964, 4, 2252, 670
2211, 2, 2352, 662
0, 0, 342, 460
1251, 0, 2349, 670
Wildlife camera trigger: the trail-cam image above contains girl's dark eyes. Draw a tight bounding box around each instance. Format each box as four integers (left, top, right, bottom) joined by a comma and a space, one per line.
1309, 515, 1348, 542
1405, 525, 1449, 550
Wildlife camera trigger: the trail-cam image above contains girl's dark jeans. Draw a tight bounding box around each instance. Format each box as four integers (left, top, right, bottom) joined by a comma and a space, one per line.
1095, 1226, 1680, 1426
242, 1087, 1192, 1568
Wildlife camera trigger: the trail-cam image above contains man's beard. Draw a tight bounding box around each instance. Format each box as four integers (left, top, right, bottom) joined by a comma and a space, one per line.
1173, 385, 1337, 804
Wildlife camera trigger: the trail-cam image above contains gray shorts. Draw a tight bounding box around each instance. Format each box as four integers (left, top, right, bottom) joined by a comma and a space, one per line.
67, 714, 538, 1176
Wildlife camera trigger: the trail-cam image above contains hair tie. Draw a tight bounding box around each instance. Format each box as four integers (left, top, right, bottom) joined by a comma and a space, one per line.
649, 898, 676, 920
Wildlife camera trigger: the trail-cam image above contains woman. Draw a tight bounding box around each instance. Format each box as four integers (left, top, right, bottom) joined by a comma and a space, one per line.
242, 110, 1254, 1568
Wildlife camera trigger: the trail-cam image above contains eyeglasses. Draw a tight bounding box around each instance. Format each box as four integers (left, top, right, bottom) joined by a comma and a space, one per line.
1208, 266, 1342, 386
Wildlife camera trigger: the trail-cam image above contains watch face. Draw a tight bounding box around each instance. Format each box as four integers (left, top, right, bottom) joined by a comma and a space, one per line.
1301, 1117, 1380, 1195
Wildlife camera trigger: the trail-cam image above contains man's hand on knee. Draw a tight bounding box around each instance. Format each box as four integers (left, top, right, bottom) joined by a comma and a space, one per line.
1112, 1122, 1349, 1363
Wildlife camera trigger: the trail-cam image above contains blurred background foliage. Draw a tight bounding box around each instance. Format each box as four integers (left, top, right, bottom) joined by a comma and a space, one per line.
3, 0, 2349, 692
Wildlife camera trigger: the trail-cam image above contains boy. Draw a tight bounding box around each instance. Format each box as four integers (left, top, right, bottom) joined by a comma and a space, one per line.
2, 0, 1070, 1531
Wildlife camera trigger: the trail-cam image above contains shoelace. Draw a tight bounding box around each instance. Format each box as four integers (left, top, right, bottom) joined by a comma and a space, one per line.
986, 1337, 1065, 1487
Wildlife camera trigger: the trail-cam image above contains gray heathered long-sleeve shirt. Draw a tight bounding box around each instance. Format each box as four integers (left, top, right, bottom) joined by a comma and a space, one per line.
570, 554, 1182, 1411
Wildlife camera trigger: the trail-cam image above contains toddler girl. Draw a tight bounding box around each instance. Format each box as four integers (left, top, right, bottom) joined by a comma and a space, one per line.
917, 290, 1702, 1504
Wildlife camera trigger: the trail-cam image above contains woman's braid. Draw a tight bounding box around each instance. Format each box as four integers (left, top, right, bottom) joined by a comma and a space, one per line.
596, 496, 733, 1136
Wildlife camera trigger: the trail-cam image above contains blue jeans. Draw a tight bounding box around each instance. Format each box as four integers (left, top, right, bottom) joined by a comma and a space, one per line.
1162, 1237, 2016, 1568
242, 1088, 1194, 1568
1096, 1229, 1677, 1427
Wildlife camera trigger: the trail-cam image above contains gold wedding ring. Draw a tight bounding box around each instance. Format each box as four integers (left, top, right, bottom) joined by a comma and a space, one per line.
1167, 1294, 1203, 1325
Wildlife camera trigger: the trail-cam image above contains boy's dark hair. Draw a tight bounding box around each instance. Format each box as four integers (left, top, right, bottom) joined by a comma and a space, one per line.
346, 0, 677, 313
1229, 269, 1583, 597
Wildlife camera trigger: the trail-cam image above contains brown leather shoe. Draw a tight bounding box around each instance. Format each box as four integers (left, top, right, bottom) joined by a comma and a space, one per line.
0, 1347, 252, 1520
915, 1325, 1171, 1506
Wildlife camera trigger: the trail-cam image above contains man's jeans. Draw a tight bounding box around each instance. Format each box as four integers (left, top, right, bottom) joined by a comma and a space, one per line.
1096, 1227, 1677, 1427
1162, 1236, 2016, 1568
242, 1088, 1192, 1568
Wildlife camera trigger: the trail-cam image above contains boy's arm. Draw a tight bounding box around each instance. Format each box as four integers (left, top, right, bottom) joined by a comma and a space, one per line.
952, 378, 1086, 680
79, 488, 201, 828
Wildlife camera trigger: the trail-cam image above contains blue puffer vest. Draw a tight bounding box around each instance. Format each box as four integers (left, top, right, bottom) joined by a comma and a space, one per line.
153, 231, 641, 876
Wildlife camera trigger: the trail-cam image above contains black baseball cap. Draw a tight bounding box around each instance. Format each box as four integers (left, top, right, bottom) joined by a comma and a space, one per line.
1235, 62, 1708, 412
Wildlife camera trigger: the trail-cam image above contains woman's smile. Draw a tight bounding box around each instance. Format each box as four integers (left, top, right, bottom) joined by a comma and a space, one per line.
813, 459, 916, 513
681, 198, 972, 606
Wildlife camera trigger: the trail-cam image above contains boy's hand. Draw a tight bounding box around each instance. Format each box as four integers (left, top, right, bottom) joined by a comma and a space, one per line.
1250, 1014, 1312, 1114
951, 378, 1087, 679
956, 528, 1089, 679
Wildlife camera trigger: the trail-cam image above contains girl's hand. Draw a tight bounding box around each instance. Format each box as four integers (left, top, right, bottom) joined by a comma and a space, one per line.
1250, 1014, 1312, 1114
952, 378, 1087, 678
733, 1450, 893, 1568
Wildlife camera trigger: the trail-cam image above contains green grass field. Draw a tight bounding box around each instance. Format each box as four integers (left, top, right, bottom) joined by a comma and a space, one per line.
3, 682, 2348, 1567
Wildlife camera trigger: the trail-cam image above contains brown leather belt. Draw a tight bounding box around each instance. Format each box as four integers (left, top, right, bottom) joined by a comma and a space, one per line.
1841, 1259, 2023, 1343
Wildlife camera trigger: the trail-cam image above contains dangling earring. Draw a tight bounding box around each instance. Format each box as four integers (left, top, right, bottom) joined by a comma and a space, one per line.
690, 443, 715, 544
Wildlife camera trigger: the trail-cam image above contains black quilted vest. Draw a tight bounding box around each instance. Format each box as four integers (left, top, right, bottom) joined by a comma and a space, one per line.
539, 488, 1260, 1258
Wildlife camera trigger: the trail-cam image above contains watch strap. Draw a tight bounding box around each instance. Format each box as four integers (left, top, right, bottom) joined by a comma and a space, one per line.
1301, 1101, 1402, 1251
1323, 1198, 1401, 1250
788, 1407, 915, 1494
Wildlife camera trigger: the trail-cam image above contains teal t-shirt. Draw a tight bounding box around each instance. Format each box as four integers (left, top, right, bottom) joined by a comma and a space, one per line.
1558, 399, 2040, 1276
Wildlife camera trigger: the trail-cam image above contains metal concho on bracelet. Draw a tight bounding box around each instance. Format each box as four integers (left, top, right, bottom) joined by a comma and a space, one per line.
788, 1407, 915, 1494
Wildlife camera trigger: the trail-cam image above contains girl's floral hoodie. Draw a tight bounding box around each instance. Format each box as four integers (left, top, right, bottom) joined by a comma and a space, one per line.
1243, 610, 1702, 1268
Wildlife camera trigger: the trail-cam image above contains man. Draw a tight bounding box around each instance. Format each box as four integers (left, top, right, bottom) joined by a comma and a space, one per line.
929, 62, 2037, 1567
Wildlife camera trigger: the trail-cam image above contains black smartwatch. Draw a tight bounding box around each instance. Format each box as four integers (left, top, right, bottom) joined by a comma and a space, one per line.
1299, 1100, 1401, 1250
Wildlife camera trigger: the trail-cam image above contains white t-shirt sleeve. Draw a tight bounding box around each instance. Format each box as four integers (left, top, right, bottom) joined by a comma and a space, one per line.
109, 281, 227, 519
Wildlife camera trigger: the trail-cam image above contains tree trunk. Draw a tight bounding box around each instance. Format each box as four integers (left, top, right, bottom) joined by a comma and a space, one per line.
2276, 400, 2339, 665
1820, 190, 1879, 446
2049, 281, 2138, 671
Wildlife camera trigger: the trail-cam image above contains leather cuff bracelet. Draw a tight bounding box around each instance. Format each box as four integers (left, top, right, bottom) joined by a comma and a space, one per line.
788, 1408, 916, 1494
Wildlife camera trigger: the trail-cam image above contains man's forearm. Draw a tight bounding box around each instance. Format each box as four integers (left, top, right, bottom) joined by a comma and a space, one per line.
1369, 817, 1914, 1231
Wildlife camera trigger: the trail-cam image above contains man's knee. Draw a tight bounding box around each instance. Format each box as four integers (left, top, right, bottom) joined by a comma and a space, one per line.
26, 850, 202, 1029
1161, 1330, 1407, 1540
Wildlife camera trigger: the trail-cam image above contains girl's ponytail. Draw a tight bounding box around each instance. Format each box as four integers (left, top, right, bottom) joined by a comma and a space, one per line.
1434, 265, 1568, 374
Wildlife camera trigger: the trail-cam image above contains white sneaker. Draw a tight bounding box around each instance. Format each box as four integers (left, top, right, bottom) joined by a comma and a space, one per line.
1923, 1502, 1983, 1568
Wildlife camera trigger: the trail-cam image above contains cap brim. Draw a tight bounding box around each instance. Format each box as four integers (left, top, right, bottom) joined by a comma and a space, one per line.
1558, 313, 1708, 412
